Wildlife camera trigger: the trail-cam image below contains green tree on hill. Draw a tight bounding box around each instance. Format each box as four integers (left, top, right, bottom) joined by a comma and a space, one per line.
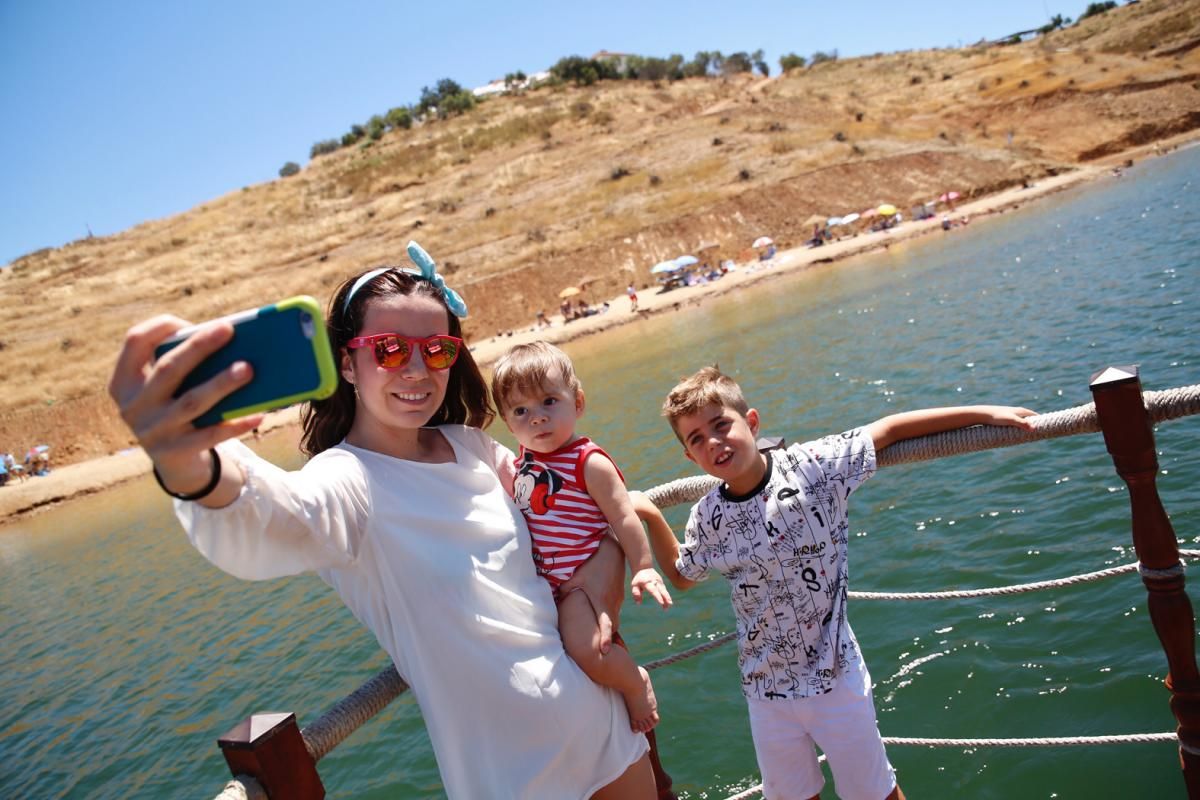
550, 55, 620, 86
1080, 2, 1117, 20
385, 106, 413, 130
779, 52, 807, 72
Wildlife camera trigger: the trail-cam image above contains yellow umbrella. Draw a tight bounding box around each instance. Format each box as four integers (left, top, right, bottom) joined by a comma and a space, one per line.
558, 286, 582, 299
877, 203, 898, 216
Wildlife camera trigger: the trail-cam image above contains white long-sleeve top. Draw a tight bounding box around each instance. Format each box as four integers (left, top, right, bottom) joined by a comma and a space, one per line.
177, 424, 646, 799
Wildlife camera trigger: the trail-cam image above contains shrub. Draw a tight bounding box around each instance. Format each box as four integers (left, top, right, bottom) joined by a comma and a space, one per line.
779, 53, 806, 72
385, 106, 413, 130
366, 115, 386, 141
310, 139, 340, 158
279, 161, 301, 178
1080, 2, 1117, 21
550, 55, 619, 86
810, 49, 838, 67
721, 51, 754, 75
438, 90, 476, 118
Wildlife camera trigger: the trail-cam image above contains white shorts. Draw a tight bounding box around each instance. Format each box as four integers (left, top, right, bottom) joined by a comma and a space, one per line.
746, 658, 897, 800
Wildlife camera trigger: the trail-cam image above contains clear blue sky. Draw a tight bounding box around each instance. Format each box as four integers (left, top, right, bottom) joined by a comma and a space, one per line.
0, 0, 1079, 265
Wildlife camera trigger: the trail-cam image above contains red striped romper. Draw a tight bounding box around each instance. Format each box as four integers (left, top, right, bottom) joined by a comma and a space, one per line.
512, 437, 623, 593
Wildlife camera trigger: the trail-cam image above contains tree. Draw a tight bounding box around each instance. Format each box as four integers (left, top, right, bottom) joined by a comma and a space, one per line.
1080, 1, 1117, 20
385, 106, 413, 130
752, 49, 770, 77
366, 114, 386, 141
779, 52, 807, 72
438, 90, 476, 118
416, 78, 474, 118
503, 70, 527, 91
682, 51, 717, 78
278, 161, 300, 178
550, 55, 618, 86
1038, 13, 1068, 33
309, 139, 340, 159
721, 51, 753, 75
810, 49, 839, 66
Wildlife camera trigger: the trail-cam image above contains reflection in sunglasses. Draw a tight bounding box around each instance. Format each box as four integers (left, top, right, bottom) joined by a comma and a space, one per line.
347, 333, 463, 371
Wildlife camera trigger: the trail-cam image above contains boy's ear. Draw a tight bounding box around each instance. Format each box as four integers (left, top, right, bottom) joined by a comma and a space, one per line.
746, 408, 760, 436
575, 388, 586, 417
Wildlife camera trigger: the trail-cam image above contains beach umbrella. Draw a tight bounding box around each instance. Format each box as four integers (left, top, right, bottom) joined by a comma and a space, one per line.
878, 203, 898, 216
939, 191, 960, 203
752, 236, 774, 248
839, 212, 860, 225
860, 208, 879, 219
696, 241, 720, 251
802, 214, 825, 228
558, 286, 582, 299
651, 260, 682, 274
827, 216, 843, 226
674, 255, 699, 268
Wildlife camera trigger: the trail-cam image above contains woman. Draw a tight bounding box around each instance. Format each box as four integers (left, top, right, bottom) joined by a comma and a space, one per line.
108, 243, 656, 799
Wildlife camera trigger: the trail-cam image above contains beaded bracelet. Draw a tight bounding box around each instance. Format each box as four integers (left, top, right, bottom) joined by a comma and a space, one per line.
153, 448, 222, 501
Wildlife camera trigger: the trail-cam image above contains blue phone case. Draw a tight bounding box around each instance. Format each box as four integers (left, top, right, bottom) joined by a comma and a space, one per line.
154, 296, 337, 427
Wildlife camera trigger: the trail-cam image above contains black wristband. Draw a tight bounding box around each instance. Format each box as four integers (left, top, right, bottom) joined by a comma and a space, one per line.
153, 448, 222, 501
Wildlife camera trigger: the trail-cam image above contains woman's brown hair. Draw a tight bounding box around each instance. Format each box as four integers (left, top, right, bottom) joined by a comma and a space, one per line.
300, 268, 494, 456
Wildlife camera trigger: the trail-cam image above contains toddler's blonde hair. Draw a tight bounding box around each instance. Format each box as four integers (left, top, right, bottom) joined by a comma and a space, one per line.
491, 341, 582, 416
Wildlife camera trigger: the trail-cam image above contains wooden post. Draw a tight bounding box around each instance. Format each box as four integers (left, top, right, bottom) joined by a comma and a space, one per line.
1091, 365, 1200, 797
218, 712, 324, 800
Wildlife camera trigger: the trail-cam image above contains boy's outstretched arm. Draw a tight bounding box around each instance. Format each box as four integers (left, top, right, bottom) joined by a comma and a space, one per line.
865, 405, 1037, 451
628, 490, 699, 592
585, 456, 673, 609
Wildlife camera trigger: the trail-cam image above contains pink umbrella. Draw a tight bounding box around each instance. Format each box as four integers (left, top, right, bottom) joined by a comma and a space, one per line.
939, 191, 960, 203
860, 208, 879, 219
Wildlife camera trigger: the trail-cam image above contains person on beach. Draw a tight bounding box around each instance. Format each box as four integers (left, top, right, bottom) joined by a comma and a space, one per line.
632, 365, 1037, 800
627, 283, 639, 312
107, 242, 658, 800
491, 341, 672, 734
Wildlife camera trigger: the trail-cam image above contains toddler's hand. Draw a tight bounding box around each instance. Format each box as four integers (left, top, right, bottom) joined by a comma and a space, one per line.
631, 568, 673, 609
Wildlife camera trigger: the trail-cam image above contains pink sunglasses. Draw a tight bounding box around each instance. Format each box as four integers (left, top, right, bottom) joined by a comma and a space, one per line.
346, 333, 463, 371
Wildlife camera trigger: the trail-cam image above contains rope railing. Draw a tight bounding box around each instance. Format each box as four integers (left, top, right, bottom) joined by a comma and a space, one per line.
207, 382, 1200, 800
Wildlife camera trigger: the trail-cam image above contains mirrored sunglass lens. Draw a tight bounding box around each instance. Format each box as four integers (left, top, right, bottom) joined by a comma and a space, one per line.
422, 337, 459, 369
375, 336, 411, 368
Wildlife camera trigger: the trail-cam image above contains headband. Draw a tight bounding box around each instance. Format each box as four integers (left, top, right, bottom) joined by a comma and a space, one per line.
342, 241, 468, 318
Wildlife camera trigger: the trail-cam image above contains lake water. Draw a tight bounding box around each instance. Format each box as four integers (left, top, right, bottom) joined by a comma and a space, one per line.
2, 147, 1198, 799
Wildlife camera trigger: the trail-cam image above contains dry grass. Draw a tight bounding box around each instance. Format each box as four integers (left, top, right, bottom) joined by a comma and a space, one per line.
4, 0, 1200, 465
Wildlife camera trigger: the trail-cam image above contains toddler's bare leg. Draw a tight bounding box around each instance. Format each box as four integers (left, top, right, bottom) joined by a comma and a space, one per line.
559, 588, 659, 732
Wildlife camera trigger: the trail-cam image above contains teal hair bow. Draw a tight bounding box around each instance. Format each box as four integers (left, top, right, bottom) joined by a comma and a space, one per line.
343, 242, 469, 318
405, 241, 468, 319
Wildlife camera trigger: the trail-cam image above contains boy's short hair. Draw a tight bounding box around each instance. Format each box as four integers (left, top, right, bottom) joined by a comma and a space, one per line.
491, 341, 582, 415
662, 365, 750, 442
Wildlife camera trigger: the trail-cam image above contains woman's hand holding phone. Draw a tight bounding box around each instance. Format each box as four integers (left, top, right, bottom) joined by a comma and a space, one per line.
108, 314, 261, 507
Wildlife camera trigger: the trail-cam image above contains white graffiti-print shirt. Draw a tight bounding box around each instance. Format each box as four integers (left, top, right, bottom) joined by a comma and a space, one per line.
677, 429, 875, 700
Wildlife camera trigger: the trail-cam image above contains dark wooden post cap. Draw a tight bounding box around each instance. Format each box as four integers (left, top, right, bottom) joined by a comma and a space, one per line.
1089, 364, 1140, 389
218, 712, 325, 800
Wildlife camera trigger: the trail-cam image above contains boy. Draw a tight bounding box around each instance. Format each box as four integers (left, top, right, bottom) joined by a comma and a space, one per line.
635, 365, 1036, 800
492, 341, 673, 733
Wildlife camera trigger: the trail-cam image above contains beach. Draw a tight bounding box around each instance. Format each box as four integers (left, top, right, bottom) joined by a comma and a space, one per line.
0, 145, 1175, 525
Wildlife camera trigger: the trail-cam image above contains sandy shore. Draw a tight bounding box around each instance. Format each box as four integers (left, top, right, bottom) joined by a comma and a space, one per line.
0, 150, 1162, 525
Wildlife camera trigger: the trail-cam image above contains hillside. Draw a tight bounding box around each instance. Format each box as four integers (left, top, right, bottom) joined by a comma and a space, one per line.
3, 0, 1199, 467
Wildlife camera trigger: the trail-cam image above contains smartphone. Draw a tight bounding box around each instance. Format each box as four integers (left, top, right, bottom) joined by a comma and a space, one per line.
155, 295, 338, 427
